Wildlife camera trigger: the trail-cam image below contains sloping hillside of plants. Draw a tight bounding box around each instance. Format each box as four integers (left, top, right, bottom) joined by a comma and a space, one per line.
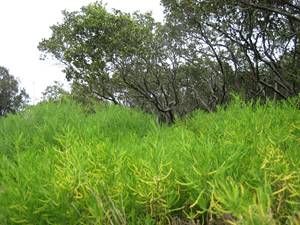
0, 98, 299, 224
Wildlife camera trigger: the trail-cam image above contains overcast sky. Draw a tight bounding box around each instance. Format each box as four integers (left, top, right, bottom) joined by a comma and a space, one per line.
0, 0, 164, 103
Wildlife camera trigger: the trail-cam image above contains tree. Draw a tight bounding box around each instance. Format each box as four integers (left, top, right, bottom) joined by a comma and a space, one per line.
161, 0, 300, 100
0, 66, 29, 116
42, 81, 68, 102
38, 2, 184, 123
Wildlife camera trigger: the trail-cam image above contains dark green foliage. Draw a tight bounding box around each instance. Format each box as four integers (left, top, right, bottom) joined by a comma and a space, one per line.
38, 3, 183, 122
161, 0, 300, 101
0, 99, 299, 224
0, 66, 29, 116
38, 1, 300, 123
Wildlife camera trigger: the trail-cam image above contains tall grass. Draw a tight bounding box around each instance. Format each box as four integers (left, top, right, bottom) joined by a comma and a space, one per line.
0, 98, 299, 224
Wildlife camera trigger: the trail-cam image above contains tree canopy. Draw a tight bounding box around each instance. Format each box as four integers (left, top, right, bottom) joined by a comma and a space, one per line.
39, 2, 182, 123
0, 66, 29, 116
161, 0, 300, 100
39, 1, 300, 123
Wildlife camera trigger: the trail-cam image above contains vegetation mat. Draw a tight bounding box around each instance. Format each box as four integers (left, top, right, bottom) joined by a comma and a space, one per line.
0, 98, 299, 224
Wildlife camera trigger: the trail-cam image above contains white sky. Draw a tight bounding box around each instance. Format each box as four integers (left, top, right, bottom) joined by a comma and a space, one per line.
0, 0, 164, 103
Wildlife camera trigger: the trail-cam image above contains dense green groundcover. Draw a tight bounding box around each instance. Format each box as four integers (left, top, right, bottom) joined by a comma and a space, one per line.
0, 98, 299, 224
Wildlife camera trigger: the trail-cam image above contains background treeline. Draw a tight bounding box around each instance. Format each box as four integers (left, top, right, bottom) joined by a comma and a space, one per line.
38, 0, 300, 123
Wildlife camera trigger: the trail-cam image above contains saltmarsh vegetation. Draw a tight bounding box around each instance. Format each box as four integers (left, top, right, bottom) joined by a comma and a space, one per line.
0, 98, 299, 225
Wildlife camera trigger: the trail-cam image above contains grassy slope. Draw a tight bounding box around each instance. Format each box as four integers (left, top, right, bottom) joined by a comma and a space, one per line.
0, 99, 299, 225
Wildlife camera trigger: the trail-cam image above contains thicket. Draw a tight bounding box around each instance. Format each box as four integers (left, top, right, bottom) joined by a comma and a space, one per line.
0, 98, 299, 224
